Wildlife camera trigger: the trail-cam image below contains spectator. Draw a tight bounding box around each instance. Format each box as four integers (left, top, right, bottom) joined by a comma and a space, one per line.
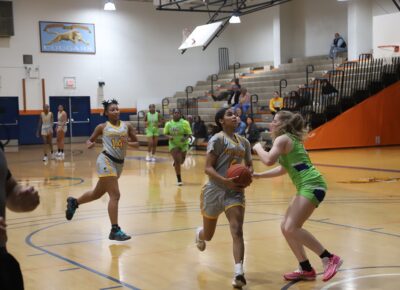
236, 88, 251, 115
269, 91, 283, 116
329, 33, 347, 59
0, 142, 40, 290
245, 116, 260, 145
192, 116, 207, 139
235, 107, 246, 123
227, 85, 241, 107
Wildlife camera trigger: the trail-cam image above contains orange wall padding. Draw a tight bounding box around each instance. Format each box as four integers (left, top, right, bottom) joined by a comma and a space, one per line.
305, 81, 400, 150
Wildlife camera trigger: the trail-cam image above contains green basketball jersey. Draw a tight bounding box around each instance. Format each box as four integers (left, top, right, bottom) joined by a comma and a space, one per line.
163, 118, 192, 150
278, 134, 326, 190
146, 112, 159, 128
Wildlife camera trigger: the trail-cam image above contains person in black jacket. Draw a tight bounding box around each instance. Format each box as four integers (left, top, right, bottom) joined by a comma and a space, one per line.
245, 116, 260, 145
329, 33, 347, 59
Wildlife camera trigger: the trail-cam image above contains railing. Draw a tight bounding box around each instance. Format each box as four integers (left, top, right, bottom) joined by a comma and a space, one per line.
185, 86, 193, 116
279, 79, 287, 97
233, 62, 240, 80
306, 64, 314, 86
210, 74, 218, 97
249, 94, 259, 117
283, 55, 400, 130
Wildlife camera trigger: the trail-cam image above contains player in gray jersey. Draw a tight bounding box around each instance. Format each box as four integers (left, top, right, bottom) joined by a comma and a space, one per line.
65, 99, 138, 241
195, 107, 253, 288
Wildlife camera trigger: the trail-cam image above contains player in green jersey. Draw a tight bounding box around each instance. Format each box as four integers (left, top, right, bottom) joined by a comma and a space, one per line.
163, 109, 192, 186
145, 104, 160, 162
252, 110, 342, 283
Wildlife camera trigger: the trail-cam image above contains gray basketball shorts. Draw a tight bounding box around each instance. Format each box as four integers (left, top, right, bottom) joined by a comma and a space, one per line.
200, 182, 246, 219
96, 153, 123, 178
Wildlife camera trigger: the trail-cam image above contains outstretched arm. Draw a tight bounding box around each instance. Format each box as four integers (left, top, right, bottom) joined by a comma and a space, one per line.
36, 115, 42, 138
253, 135, 291, 166
253, 165, 287, 179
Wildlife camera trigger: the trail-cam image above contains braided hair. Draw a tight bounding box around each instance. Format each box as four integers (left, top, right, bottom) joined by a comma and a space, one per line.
102, 99, 119, 115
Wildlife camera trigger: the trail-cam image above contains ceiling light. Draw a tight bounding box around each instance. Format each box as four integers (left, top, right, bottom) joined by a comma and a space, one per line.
104, 0, 116, 11
229, 13, 241, 24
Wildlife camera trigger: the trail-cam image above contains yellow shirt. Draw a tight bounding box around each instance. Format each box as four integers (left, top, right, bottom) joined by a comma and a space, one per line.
269, 97, 283, 112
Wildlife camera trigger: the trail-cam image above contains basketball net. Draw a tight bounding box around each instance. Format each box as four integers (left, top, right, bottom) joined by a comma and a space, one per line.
182, 27, 192, 44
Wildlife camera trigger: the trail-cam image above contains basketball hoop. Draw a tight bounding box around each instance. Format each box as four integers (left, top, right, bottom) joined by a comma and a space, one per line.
378, 45, 400, 53
375, 44, 400, 58
182, 27, 192, 44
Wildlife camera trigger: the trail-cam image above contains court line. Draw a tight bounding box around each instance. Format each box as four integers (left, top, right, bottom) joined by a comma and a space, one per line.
100, 286, 123, 290
281, 266, 400, 290
59, 267, 80, 272
25, 223, 141, 290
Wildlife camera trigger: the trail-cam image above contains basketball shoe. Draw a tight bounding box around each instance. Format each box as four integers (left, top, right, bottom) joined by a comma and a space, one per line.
195, 227, 206, 251
65, 197, 78, 220
232, 274, 247, 288
283, 268, 316, 281
109, 227, 131, 241
322, 254, 343, 282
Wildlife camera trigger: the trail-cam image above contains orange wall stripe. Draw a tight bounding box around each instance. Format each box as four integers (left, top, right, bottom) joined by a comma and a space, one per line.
19, 110, 42, 115
304, 81, 400, 150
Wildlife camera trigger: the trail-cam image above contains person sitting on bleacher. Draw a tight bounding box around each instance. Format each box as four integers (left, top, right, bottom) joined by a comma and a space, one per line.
329, 33, 347, 59
235, 88, 251, 115
244, 116, 260, 145
193, 116, 207, 139
269, 91, 283, 116
212, 78, 241, 103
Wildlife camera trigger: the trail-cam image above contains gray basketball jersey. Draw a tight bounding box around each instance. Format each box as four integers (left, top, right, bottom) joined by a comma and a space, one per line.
207, 131, 252, 185
103, 121, 128, 160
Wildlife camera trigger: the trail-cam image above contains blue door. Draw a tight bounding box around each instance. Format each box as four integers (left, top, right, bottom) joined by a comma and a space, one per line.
70, 97, 90, 137
50, 96, 91, 138
50, 96, 70, 138
0, 97, 19, 145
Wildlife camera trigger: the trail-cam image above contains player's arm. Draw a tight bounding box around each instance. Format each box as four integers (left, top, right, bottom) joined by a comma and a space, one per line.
253, 165, 287, 179
61, 111, 68, 127
86, 124, 105, 149
6, 175, 40, 213
163, 122, 173, 140
144, 114, 148, 127
182, 120, 193, 142
244, 139, 254, 173
127, 123, 139, 148
205, 153, 243, 192
253, 135, 291, 166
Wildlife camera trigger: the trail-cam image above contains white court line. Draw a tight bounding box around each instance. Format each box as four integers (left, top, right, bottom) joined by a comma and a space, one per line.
321, 273, 400, 289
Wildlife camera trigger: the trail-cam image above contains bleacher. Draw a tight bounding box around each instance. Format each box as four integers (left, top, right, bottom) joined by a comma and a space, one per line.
132, 53, 400, 147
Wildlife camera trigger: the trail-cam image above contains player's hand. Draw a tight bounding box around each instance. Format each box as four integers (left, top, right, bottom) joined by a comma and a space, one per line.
16, 186, 40, 212
86, 140, 95, 149
252, 142, 263, 152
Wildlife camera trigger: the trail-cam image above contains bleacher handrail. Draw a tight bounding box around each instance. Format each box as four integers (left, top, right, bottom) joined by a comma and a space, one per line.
250, 94, 259, 118
279, 79, 287, 96
306, 64, 315, 86
161, 97, 169, 117
210, 74, 218, 97
233, 62, 241, 79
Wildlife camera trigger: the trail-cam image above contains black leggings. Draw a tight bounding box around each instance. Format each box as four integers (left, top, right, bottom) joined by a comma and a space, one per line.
0, 248, 24, 290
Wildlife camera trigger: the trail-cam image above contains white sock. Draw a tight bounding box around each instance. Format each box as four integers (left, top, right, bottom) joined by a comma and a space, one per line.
234, 263, 243, 275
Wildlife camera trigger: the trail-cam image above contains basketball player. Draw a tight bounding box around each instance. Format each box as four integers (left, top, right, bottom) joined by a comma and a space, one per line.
145, 104, 160, 162
163, 109, 192, 186
36, 104, 54, 162
65, 99, 138, 241
195, 107, 253, 288
56, 105, 68, 160
0, 142, 40, 290
252, 110, 343, 282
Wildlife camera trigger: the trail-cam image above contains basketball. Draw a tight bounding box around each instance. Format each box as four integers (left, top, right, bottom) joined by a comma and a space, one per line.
226, 164, 252, 187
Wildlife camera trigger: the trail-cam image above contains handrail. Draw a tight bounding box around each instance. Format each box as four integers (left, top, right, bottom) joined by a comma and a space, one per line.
210, 74, 218, 97
137, 110, 145, 134
185, 86, 193, 116
279, 79, 287, 97
161, 97, 169, 117
250, 94, 258, 117
233, 62, 240, 79
306, 64, 314, 86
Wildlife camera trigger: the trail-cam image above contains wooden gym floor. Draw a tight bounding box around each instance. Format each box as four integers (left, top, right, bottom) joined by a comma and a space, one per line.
4, 144, 400, 290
